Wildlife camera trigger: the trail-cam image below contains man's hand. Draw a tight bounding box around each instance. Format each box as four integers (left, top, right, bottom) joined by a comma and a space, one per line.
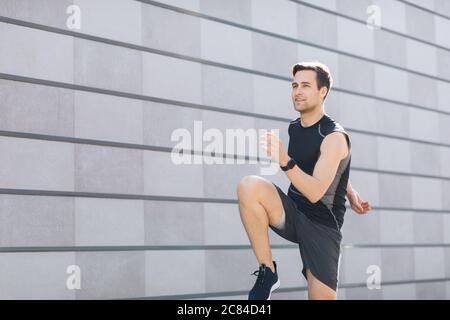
260, 132, 289, 166
347, 188, 371, 215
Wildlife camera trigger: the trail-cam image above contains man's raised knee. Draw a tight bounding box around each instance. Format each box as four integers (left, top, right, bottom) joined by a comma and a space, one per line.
236, 175, 263, 199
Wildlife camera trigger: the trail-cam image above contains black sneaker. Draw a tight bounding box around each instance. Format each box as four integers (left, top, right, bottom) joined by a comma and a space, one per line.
248, 261, 280, 300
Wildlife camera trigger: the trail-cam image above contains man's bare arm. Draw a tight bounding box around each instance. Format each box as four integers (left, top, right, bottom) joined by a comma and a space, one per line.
346, 180, 371, 214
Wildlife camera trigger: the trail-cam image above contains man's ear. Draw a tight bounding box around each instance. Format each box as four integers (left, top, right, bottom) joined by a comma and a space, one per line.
320, 86, 328, 99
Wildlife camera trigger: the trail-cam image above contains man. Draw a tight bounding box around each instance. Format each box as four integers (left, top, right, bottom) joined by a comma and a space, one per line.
236, 61, 371, 300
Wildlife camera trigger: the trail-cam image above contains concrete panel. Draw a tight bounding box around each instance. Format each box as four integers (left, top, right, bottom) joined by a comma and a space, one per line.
379, 211, 415, 244
202, 65, 254, 113
377, 136, 411, 173
301, 0, 337, 11
414, 247, 446, 279
378, 174, 412, 208
341, 208, 380, 244
75, 198, 145, 246
406, 39, 437, 76
74, 38, 142, 93
408, 74, 439, 111
434, 15, 450, 48
250, 0, 297, 38
74, 91, 144, 144
336, 0, 372, 20
253, 75, 297, 119
435, 0, 450, 17
0, 0, 71, 29
200, 0, 251, 25
442, 147, 450, 179
0, 80, 74, 137
443, 181, 450, 210
405, 0, 435, 10
0, 195, 74, 247
338, 55, 375, 95
144, 200, 204, 245
343, 248, 382, 284
349, 171, 380, 207
350, 134, 378, 169
439, 114, 450, 145
374, 30, 407, 68
143, 150, 204, 197
74, 0, 142, 44
0, 137, 74, 191
413, 212, 444, 243
416, 281, 446, 300
0, 252, 76, 299
142, 52, 202, 104
372, 0, 407, 33
75, 144, 143, 194
375, 100, 410, 138
142, 4, 200, 57
375, 64, 409, 102
436, 48, 450, 80
297, 4, 337, 48
0, 23, 73, 83
410, 142, 441, 176
150, 0, 200, 12
337, 93, 377, 133
411, 177, 442, 210
76, 251, 145, 299
252, 33, 297, 77
408, 107, 439, 142
344, 286, 383, 300
203, 203, 248, 245
146, 250, 205, 296
337, 17, 374, 59
405, 4, 435, 42
202, 109, 257, 158
201, 19, 252, 69
381, 248, 415, 281
382, 284, 416, 300
143, 101, 203, 148
444, 216, 450, 244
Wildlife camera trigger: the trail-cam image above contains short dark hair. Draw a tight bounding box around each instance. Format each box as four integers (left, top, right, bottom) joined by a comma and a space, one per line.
291, 61, 333, 100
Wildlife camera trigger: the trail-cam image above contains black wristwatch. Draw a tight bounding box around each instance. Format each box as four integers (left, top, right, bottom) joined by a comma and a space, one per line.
280, 158, 296, 171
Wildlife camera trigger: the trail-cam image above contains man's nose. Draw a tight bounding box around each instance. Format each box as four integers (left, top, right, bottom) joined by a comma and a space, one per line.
294, 87, 303, 96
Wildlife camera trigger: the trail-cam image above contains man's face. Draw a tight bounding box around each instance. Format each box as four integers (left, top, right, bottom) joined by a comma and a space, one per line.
291, 70, 326, 113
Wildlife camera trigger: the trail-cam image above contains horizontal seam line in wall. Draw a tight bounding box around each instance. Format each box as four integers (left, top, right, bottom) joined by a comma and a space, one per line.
288, 0, 450, 50
0, 188, 449, 214
135, 0, 450, 76
1, 16, 450, 116
0, 129, 449, 182
0, 244, 449, 253
395, 0, 450, 21
1, 73, 449, 148
129, 277, 450, 300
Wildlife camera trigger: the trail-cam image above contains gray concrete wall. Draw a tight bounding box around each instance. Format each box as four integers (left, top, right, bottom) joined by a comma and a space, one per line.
0, 0, 448, 299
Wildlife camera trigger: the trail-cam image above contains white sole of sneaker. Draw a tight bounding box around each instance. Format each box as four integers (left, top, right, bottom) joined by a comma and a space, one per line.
267, 279, 281, 300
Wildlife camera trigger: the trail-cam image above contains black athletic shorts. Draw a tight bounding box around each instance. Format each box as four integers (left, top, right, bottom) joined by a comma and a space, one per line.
269, 183, 343, 291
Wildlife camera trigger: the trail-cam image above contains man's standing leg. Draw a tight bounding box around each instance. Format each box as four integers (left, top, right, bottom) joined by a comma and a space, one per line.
306, 269, 337, 300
